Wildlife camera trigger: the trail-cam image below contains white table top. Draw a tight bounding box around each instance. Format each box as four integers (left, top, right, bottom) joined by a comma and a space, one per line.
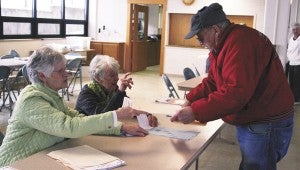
64, 54, 85, 61
0, 58, 28, 68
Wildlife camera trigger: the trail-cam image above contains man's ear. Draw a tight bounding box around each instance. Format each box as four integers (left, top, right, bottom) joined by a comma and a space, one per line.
212, 25, 221, 34
37, 72, 46, 82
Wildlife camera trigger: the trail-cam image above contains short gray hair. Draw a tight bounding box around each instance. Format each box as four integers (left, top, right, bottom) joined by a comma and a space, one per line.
27, 46, 66, 83
89, 55, 120, 80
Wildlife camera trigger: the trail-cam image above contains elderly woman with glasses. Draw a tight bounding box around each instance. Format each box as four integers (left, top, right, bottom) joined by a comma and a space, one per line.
75, 55, 158, 126
0, 46, 151, 167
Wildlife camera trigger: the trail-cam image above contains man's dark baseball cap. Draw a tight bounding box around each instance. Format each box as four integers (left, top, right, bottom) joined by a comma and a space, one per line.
184, 3, 227, 39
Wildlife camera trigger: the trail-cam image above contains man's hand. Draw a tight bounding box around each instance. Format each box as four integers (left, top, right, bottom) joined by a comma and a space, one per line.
170, 106, 195, 124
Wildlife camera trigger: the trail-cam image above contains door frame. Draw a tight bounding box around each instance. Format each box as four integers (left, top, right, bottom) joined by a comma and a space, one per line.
125, 0, 167, 75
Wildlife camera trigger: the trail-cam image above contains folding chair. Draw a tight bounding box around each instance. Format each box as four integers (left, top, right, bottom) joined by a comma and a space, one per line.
162, 74, 179, 98
0, 66, 13, 115
8, 49, 20, 58
21, 65, 30, 84
192, 64, 200, 76
9, 66, 30, 100
183, 67, 196, 98
183, 67, 196, 80
63, 58, 83, 101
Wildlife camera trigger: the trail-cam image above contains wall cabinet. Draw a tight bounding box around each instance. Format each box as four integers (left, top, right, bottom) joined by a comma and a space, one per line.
88, 41, 125, 71
169, 13, 254, 48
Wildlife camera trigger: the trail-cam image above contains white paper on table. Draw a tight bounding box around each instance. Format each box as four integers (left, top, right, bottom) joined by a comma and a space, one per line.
0, 166, 18, 170
136, 114, 153, 130
122, 97, 152, 130
47, 145, 125, 169
155, 98, 186, 105
149, 126, 199, 140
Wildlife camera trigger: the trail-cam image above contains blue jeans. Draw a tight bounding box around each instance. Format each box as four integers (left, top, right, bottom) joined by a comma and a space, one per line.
236, 115, 294, 170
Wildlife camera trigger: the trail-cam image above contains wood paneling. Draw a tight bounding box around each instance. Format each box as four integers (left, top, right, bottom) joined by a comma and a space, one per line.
88, 41, 125, 71
169, 14, 199, 47
132, 41, 148, 72
169, 13, 254, 48
147, 41, 160, 66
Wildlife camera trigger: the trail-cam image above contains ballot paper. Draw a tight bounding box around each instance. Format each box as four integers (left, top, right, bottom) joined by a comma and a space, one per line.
155, 98, 186, 105
121, 97, 198, 140
122, 97, 153, 131
47, 145, 125, 170
136, 114, 153, 130
122, 97, 132, 107
148, 126, 199, 140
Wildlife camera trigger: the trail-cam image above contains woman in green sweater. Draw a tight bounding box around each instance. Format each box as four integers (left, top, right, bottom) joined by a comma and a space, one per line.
0, 46, 154, 167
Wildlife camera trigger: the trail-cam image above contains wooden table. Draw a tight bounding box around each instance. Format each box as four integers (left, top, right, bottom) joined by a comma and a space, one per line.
177, 76, 204, 91
11, 103, 224, 170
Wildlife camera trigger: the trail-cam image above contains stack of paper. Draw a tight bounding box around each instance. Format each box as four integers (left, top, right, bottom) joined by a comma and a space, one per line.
47, 145, 125, 170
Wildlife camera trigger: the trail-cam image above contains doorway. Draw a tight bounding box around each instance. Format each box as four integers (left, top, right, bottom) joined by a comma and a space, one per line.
125, 0, 167, 75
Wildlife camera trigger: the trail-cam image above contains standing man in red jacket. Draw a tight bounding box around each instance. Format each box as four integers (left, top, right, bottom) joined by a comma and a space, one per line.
171, 3, 294, 170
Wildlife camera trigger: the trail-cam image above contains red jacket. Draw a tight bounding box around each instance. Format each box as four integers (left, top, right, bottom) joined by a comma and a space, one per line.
186, 24, 294, 125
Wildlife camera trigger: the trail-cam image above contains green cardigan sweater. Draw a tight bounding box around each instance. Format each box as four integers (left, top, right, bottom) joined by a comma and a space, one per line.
0, 83, 122, 167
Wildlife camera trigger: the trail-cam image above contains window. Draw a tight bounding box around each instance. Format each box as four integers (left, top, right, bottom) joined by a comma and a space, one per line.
1, 0, 33, 17
37, 0, 62, 19
0, 0, 89, 39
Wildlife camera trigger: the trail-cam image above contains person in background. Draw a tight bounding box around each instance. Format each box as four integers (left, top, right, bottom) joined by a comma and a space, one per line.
171, 3, 294, 170
287, 22, 300, 104
0, 47, 152, 167
75, 55, 158, 126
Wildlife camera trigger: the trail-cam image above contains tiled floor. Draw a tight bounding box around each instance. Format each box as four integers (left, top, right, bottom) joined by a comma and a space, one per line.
0, 65, 299, 169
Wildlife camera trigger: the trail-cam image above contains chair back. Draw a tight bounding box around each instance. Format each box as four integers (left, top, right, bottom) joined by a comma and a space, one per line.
0, 66, 13, 114
0, 132, 4, 146
0, 66, 11, 81
8, 50, 20, 58
67, 58, 82, 71
162, 74, 179, 98
183, 67, 196, 80
63, 58, 83, 101
8, 66, 29, 100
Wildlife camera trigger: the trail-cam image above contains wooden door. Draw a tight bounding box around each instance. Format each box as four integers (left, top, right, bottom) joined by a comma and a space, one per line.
125, 0, 167, 74
130, 4, 148, 72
